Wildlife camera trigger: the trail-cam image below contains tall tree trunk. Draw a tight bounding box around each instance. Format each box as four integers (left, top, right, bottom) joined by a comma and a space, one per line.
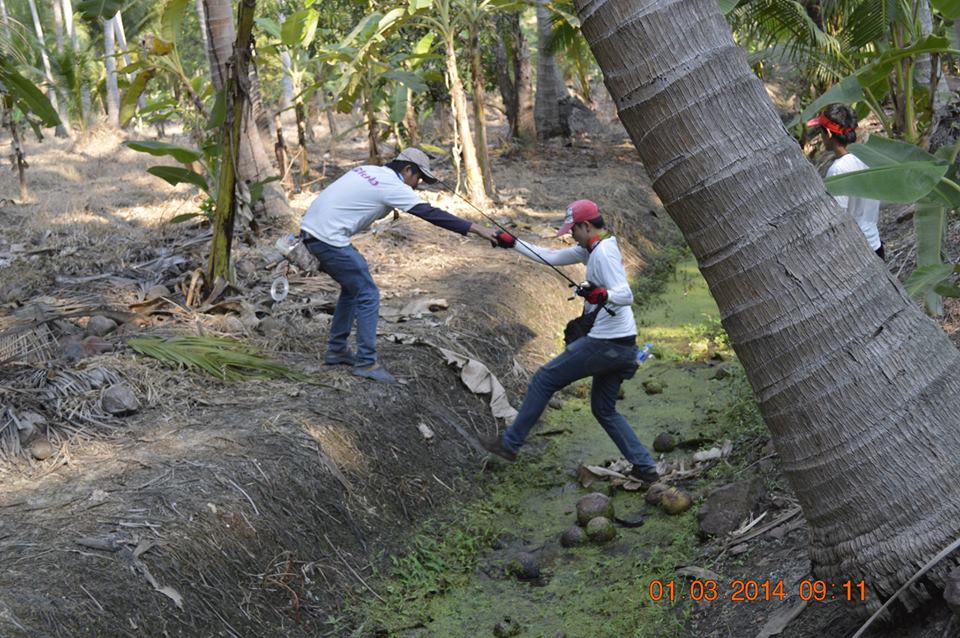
469, 22, 494, 197
278, 14, 294, 111
102, 16, 120, 128
0, 0, 11, 40
574, 0, 960, 616
61, 0, 89, 127
52, 0, 64, 51
208, 0, 256, 290
113, 11, 147, 114
444, 31, 486, 204
3, 104, 29, 201
195, 0, 212, 82
495, 11, 534, 141
27, 0, 71, 137
202, 0, 289, 220
534, 0, 567, 140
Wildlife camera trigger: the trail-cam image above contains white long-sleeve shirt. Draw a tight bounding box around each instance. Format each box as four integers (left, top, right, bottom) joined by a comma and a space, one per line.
826, 154, 882, 250
513, 236, 637, 339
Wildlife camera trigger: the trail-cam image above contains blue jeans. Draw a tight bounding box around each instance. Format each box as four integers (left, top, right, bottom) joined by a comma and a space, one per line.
502, 336, 656, 471
304, 239, 379, 367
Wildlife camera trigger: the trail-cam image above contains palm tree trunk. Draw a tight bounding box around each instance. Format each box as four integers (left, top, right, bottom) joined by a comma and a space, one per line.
60, 0, 89, 127
534, 0, 567, 140
444, 30, 487, 204
208, 0, 256, 291
202, 0, 289, 220
4, 106, 29, 201
52, 0, 64, 51
469, 22, 494, 197
27, 0, 71, 137
0, 0, 10, 40
574, 0, 960, 615
102, 16, 120, 128
113, 11, 147, 114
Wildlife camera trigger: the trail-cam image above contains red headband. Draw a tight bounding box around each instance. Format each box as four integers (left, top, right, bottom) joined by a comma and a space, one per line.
805, 112, 855, 135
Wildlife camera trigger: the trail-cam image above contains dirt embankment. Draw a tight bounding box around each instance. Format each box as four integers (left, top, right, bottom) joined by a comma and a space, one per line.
0, 126, 673, 636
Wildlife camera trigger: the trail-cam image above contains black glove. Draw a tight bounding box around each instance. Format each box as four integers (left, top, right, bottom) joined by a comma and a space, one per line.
493, 230, 517, 249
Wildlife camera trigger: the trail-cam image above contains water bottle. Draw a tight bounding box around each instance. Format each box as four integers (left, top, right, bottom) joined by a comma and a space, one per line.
270, 275, 290, 302
636, 343, 654, 364
275, 233, 298, 256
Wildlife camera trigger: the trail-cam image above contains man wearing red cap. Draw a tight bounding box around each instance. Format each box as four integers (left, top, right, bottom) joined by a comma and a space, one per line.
482, 200, 659, 483
807, 103, 884, 259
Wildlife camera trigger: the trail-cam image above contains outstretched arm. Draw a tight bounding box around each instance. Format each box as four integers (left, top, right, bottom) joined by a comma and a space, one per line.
512, 238, 587, 266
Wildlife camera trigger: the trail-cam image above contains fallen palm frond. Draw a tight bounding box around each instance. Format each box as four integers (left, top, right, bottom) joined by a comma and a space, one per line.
128, 335, 325, 385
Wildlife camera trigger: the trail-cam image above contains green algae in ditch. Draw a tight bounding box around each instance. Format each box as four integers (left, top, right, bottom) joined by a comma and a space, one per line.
353, 258, 740, 638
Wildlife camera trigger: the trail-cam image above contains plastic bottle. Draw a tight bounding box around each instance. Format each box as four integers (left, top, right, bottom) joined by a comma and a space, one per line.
636, 343, 654, 364
270, 276, 290, 302
275, 233, 298, 256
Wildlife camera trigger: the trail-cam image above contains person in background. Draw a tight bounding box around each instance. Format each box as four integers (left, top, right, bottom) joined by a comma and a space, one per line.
300, 148, 497, 385
807, 103, 885, 259
482, 199, 659, 484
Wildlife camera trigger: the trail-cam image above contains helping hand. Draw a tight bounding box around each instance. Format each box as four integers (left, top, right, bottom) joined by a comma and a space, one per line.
494, 230, 517, 249
576, 281, 608, 305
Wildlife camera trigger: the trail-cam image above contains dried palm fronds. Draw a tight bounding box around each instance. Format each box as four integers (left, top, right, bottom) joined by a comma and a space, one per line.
128, 336, 324, 385
0, 322, 58, 365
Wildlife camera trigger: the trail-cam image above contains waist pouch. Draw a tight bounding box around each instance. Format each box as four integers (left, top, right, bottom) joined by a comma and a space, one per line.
563, 304, 604, 346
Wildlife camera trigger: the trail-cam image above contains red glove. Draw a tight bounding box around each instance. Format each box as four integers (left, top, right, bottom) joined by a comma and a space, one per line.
494, 230, 516, 249
577, 283, 608, 305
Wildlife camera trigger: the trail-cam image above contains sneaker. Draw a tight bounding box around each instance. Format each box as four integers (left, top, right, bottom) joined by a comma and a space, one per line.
481, 436, 517, 462
323, 349, 356, 366
629, 466, 660, 484
351, 363, 399, 385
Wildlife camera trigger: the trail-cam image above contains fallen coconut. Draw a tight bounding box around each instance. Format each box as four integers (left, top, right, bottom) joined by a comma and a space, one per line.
642, 380, 665, 395
585, 516, 616, 543
660, 487, 693, 515
653, 432, 676, 453
645, 482, 670, 505
560, 525, 586, 548
504, 552, 540, 580
29, 439, 55, 460
576, 492, 614, 526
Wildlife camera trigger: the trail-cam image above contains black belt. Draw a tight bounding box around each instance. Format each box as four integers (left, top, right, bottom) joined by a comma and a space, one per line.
608, 336, 637, 346
300, 230, 320, 244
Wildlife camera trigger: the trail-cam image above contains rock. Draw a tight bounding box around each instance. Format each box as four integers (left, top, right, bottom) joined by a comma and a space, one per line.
642, 380, 665, 395
86, 315, 118, 337
221, 315, 245, 334
711, 364, 732, 380
63, 336, 113, 362
614, 511, 646, 528
145, 284, 170, 301
945, 567, 960, 614
504, 552, 540, 580
585, 516, 616, 543
548, 398, 563, 410
660, 487, 693, 515
493, 618, 522, 638
576, 492, 614, 526
560, 526, 586, 548
697, 479, 765, 539
729, 543, 750, 556
653, 432, 677, 453
258, 316, 284, 335
29, 439, 55, 460
101, 384, 140, 415
645, 483, 670, 505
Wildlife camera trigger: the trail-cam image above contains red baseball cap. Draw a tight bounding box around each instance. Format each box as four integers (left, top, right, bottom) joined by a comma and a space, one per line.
805, 112, 854, 135
556, 199, 601, 236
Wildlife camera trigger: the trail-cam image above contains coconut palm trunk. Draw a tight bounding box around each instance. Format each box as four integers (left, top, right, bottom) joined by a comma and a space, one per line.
113, 12, 146, 114
102, 15, 120, 128
202, 0, 289, 220
468, 22, 494, 197
27, 0, 70, 137
61, 0, 89, 127
495, 11, 535, 141
534, 0, 567, 140
573, 0, 960, 616
443, 29, 487, 205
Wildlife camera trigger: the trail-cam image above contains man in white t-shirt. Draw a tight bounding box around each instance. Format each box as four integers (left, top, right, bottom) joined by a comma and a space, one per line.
807, 103, 884, 259
481, 200, 659, 483
300, 148, 497, 384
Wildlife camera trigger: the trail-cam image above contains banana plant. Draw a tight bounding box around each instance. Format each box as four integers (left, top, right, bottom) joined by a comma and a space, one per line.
322, 4, 429, 163
823, 134, 960, 314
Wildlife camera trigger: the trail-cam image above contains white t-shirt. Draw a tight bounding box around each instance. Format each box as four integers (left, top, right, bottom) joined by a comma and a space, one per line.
301, 166, 425, 247
513, 237, 637, 339
826, 153, 882, 250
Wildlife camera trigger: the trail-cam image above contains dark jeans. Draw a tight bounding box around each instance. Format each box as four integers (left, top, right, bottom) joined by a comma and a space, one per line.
502, 336, 657, 471
304, 238, 379, 367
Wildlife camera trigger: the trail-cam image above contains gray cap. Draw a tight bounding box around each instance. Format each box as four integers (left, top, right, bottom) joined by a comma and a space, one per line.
395, 147, 438, 184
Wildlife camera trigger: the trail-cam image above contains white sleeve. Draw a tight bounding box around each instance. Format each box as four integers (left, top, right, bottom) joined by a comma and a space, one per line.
513, 240, 587, 266
383, 181, 426, 212
825, 161, 849, 210
592, 244, 633, 306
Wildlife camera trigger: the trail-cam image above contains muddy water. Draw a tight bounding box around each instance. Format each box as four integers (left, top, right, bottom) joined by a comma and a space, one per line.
357, 259, 741, 638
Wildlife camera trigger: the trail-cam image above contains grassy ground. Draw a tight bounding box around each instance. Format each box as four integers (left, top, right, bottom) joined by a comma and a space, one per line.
344, 257, 768, 638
